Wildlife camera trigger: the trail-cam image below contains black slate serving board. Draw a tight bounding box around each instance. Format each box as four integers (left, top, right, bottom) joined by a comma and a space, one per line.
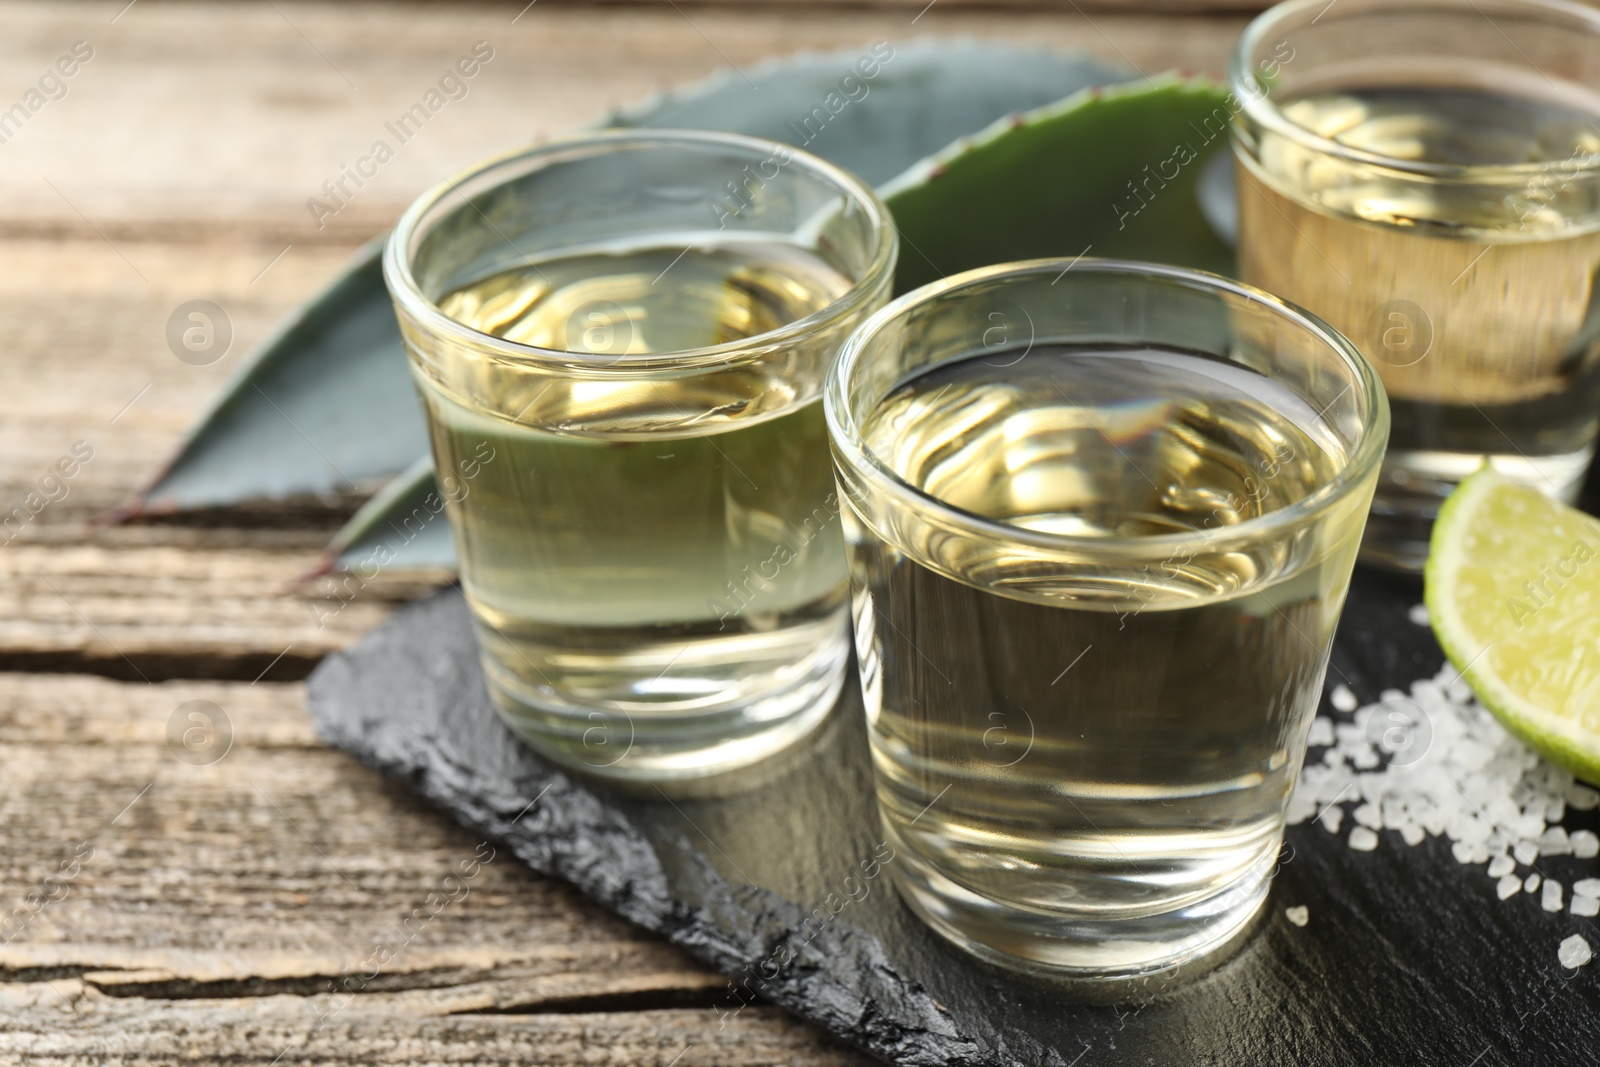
308, 481, 1600, 1066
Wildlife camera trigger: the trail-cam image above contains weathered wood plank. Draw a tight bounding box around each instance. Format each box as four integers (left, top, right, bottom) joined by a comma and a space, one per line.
0, 675, 726, 1004
0, 2, 1243, 236
0, 237, 378, 520
0, 985, 875, 1067
0, 544, 439, 678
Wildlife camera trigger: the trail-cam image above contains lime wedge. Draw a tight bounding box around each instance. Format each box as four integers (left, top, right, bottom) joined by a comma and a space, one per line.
1425, 468, 1600, 784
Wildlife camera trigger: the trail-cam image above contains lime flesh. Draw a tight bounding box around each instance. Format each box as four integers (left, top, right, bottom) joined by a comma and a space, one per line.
1425, 469, 1600, 785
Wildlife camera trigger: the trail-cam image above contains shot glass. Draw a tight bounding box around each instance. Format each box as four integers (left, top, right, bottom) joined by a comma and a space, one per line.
825, 259, 1388, 977
385, 130, 896, 780
1231, 0, 1600, 570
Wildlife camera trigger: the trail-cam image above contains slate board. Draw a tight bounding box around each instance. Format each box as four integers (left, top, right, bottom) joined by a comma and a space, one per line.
307, 471, 1600, 1067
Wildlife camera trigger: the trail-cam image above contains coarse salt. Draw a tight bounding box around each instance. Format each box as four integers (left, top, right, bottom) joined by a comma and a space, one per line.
1289, 660, 1600, 938
1538, 827, 1572, 856
1559, 934, 1593, 970
1568, 785, 1600, 811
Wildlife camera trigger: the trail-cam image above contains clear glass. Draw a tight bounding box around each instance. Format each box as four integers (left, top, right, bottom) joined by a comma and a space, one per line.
825, 259, 1388, 978
385, 129, 896, 780
1232, 0, 1600, 570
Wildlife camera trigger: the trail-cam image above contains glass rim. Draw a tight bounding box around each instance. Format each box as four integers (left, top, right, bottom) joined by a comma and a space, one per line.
1230, 0, 1600, 182
824, 257, 1391, 559
384, 127, 897, 371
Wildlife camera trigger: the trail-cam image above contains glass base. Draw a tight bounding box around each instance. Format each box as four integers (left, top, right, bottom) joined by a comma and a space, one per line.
1359, 445, 1591, 572
481, 612, 849, 781
883, 816, 1276, 980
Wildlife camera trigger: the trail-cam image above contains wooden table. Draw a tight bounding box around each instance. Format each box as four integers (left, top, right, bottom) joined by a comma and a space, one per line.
0, 3, 1250, 1061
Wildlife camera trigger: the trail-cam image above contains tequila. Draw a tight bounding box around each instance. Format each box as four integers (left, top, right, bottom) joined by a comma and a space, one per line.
1237, 76, 1600, 568
829, 301, 1383, 976
419, 242, 855, 774
387, 130, 894, 779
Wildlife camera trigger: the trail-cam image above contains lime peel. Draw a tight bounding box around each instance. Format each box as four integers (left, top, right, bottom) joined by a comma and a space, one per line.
1425, 468, 1600, 785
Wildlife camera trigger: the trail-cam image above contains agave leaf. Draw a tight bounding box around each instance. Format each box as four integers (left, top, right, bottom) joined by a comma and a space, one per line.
131, 42, 1123, 517
313, 454, 454, 578
610, 41, 1124, 188
327, 74, 1236, 574
133, 234, 424, 513
883, 75, 1234, 292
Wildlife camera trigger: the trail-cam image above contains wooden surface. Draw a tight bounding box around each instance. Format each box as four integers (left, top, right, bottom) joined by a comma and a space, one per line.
0, 3, 1245, 1062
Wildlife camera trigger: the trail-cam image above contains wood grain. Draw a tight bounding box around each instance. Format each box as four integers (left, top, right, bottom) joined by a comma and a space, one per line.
1, 990, 874, 1067
0, 676, 738, 1012
0, 2, 1244, 241
0, 542, 442, 679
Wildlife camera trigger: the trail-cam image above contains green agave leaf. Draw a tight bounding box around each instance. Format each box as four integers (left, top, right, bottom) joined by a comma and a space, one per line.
315, 454, 454, 577
610, 40, 1124, 188
883, 75, 1234, 292
133, 234, 422, 514
327, 73, 1236, 574
132, 42, 1122, 516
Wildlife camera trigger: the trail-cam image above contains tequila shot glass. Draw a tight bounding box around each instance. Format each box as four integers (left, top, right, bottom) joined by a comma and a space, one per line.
825, 259, 1388, 977
385, 130, 896, 780
1233, 0, 1600, 570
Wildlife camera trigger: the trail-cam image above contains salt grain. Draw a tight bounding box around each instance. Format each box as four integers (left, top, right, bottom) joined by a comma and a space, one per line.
1289, 659, 1600, 936
1408, 604, 1430, 626
1285, 905, 1310, 927
1538, 827, 1572, 857
1308, 717, 1336, 747
1558, 934, 1593, 970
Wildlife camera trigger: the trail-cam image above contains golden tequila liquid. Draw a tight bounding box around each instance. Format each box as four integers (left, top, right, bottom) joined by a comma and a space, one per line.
844, 343, 1371, 974
1237, 76, 1600, 568
417, 241, 854, 775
